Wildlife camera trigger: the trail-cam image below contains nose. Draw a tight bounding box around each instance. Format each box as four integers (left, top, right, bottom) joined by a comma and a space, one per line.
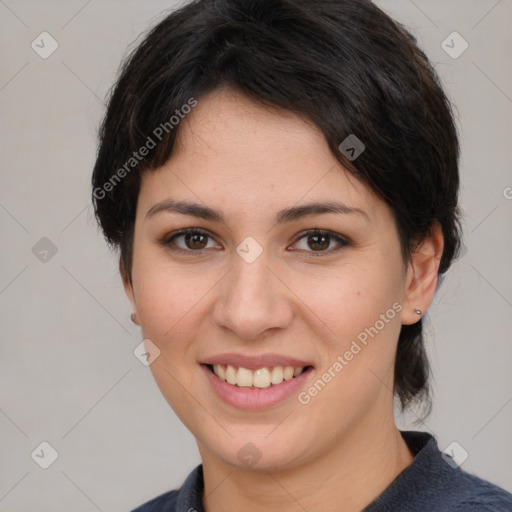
211, 247, 294, 341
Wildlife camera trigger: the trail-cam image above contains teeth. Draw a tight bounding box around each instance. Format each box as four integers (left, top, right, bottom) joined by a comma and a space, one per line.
283, 366, 294, 380
212, 364, 306, 388
236, 367, 253, 387
214, 363, 226, 381
270, 366, 283, 384
253, 367, 271, 388
225, 364, 237, 385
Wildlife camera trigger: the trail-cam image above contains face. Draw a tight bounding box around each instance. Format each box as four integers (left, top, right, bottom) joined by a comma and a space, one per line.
124, 87, 422, 471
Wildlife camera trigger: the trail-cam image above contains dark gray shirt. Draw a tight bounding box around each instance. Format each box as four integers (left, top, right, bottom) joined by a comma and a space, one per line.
131, 430, 512, 511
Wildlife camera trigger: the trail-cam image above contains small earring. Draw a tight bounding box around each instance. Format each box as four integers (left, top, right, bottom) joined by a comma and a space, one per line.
415, 309, 422, 316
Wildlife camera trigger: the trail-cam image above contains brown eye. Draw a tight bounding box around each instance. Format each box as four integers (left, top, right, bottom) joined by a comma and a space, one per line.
292, 229, 348, 256
307, 233, 330, 251
184, 232, 208, 250
163, 229, 219, 252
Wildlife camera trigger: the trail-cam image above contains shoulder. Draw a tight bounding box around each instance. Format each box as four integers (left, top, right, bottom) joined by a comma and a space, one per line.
448, 470, 512, 511
420, 433, 512, 511
128, 463, 204, 512
368, 431, 512, 512
130, 489, 179, 512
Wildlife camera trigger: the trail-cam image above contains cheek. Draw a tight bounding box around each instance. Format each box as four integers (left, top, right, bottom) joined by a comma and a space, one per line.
132, 247, 214, 340
294, 272, 403, 414
293, 261, 405, 401
131, 260, 212, 419
295, 263, 403, 340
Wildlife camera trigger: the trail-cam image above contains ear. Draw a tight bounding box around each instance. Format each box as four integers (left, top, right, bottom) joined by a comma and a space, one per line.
401, 222, 444, 325
120, 258, 137, 316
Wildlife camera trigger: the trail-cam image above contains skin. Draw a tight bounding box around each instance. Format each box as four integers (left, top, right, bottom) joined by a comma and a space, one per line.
122, 86, 444, 512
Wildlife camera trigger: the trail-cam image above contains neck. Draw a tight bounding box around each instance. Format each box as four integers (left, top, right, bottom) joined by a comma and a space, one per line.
199, 413, 414, 512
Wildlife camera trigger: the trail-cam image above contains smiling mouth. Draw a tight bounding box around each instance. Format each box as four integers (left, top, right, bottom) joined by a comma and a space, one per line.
204, 363, 313, 389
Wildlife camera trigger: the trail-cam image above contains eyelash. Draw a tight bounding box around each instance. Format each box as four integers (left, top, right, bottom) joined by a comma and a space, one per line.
158, 227, 349, 258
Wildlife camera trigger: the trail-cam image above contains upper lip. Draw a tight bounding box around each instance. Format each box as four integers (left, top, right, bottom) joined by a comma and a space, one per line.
201, 353, 313, 371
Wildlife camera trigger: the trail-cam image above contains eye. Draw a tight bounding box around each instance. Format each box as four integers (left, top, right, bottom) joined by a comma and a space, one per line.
160, 228, 220, 253
159, 227, 349, 257
290, 229, 348, 256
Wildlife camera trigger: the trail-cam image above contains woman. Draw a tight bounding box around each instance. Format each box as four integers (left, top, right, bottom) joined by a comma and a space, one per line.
91, 0, 512, 510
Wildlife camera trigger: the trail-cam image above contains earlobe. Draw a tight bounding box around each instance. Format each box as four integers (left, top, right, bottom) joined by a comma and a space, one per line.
120, 259, 138, 323
401, 222, 444, 325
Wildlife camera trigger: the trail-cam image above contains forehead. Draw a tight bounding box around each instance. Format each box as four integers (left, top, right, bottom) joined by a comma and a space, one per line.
137, 87, 384, 221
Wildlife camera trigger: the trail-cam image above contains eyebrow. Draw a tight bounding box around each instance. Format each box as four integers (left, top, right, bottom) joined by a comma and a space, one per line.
145, 199, 369, 224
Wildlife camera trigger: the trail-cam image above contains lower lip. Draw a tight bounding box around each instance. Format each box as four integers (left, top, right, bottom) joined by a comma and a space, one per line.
201, 364, 314, 410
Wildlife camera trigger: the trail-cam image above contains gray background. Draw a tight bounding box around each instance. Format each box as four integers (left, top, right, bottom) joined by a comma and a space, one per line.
1, 0, 511, 510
